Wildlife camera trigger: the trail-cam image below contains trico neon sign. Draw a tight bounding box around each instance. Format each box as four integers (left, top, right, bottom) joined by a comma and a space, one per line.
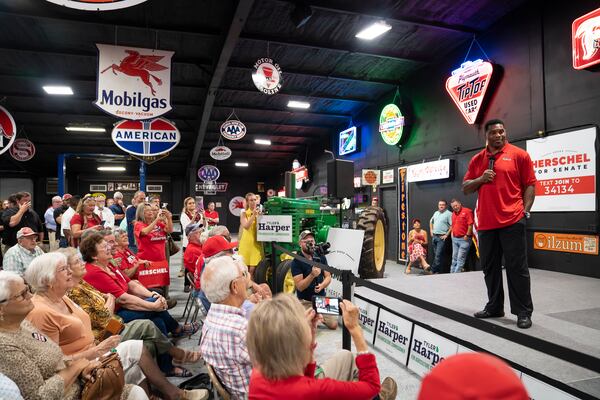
379, 104, 404, 146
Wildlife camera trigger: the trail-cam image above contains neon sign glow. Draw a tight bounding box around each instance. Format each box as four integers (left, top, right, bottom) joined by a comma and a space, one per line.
379, 104, 404, 145
445, 59, 494, 124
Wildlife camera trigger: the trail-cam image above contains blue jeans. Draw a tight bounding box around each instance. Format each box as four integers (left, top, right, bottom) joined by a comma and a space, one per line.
193, 289, 212, 312
59, 238, 69, 248
116, 297, 179, 336
451, 237, 471, 273
431, 235, 446, 273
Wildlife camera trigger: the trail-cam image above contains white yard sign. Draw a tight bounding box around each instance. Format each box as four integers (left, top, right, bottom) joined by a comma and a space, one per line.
257, 215, 293, 242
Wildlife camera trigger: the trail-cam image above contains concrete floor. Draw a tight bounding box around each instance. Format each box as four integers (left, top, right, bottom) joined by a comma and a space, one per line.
164, 248, 600, 399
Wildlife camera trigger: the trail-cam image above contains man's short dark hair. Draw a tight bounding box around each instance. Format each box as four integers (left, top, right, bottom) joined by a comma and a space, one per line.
69, 195, 81, 208
15, 192, 31, 200
438, 199, 447, 205
484, 119, 505, 132
450, 198, 461, 204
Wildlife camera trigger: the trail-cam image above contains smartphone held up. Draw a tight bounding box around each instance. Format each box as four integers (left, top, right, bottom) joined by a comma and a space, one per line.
312, 295, 342, 316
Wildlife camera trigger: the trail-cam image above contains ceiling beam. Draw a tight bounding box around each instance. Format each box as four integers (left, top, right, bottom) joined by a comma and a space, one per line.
217, 87, 373, 104
0, 10, 222, 39
277, 0, 478, 35
190, 0, 253, 167
204, 137, 311, 146
210, 120, 331, 132
239, 34, 431, 64
212, 105, 351, 119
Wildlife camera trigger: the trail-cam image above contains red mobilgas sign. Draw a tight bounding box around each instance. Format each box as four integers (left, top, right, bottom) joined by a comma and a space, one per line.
572, 7, 600, 70
445, 59, 494, 125
0, 105, 17, 156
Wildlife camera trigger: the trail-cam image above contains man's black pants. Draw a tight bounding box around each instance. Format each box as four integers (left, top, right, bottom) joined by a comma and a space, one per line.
478, 218, 533, 317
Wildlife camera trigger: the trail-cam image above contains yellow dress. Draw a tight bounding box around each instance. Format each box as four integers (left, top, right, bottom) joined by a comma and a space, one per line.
238, 208, 264, 266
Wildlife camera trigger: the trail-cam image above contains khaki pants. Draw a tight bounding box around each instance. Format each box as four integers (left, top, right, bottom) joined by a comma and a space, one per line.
316, 349, 358, 381
300, 299, 339, 329
48, 231, 59, 251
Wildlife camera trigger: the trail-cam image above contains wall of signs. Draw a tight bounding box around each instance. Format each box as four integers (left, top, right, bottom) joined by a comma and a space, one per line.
398, 167, 409, 262
527, 127, 597, 212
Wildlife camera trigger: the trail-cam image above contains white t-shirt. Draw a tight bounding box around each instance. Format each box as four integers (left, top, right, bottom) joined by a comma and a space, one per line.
61, 207, 76, 236
95, 206, 115, 228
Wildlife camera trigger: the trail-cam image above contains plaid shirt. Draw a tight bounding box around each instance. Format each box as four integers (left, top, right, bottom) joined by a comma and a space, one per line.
200, 303, 251, 400
3, 245, 44, 276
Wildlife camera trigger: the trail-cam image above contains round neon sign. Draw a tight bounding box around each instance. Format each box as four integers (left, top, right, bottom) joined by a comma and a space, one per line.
379, 104, 404, 145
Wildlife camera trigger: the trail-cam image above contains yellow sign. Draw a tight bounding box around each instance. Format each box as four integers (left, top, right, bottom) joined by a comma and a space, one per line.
533, 232, 598, 255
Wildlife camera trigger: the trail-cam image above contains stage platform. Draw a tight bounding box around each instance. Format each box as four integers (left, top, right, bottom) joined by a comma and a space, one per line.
353, 262, 600, 398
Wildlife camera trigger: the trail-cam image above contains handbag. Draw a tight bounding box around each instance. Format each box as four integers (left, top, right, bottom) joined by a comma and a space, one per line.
81, 351, 125, 400
167, 234, 180, 256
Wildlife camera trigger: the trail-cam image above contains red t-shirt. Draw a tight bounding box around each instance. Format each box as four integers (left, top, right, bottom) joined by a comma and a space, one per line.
249, 354, 380, 400
83, 262, 130, 310
70, 213, 102, 247
464, 143, 537, 230
451, 207, 474, 237
193, 258, 204, 290
113, 248, 140, 279
183, 242, 203, 275
134, 221, 167, 261
204, 210, 219, 226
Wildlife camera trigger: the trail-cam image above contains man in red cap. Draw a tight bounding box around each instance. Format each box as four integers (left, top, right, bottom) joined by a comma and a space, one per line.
3, 227, 44, 276
418, 352, 528, 400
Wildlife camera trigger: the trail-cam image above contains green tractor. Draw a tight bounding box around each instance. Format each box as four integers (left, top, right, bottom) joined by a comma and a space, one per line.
254, 195, 387, 294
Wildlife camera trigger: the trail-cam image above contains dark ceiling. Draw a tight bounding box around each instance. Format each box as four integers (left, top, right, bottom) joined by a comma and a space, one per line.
0, 0, 526, 178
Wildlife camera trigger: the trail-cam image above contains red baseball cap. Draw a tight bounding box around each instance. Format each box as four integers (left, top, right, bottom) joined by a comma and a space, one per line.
62, 193, 73, 200
418, 353, 528, 400
17, 227, 38, 239
203, 235, 238, 258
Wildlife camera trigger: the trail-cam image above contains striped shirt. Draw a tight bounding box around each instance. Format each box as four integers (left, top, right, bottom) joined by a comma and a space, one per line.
200, 303, 251, 400
3, 245, 44, 276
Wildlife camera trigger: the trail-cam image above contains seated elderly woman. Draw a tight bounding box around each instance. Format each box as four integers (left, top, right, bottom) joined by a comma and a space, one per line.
112, 228, 150, 279
247, 294, 389, 400
78, 232, 199, 337
58, 247, 201, 378
0, 270, 147, 400
24, 253, 208, 400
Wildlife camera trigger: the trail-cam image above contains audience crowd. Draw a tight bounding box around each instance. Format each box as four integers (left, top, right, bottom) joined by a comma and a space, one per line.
0, 190, 528, 399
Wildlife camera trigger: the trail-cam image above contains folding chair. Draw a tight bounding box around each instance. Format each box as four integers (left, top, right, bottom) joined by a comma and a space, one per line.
181, 272, 195, 320
206, 363, 231, 400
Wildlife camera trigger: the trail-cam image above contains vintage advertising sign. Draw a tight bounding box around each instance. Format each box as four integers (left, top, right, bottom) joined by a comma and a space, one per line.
220, 119, 247, 140
326, 228, 365, 276
533, 232, 598, 255
46, 0, 147, 11
96, 44, 173, 120
137, 260, 170, 288
407, 159, 452, 182
257, 215, 293, 242
0, 105, 17, 156
572, 7, 600, 70
362, 169, 381, 186
382, 169, 394, 184
229, 196, 246, 217
398, 167, 409, 262
354, 297, 379, 345
339, 126, 358, 156
112, 118, 180, 157
407, 325, 458, 377
445, 59, 493, 124
251, 58, 283, 95
9, 138, 36, 161
379, 104, 404, 145
374, 309, 413, 366
197, 165, 220, 182
195, 182, 228, 193
209, 145, 232, 160
527, 127, 596, 212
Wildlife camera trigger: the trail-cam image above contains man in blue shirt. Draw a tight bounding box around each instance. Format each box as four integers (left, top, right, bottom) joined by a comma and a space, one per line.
429, 200, 453, 274
43, 196, 62, 251
109, 191, 126, 227
126, 190, 145, 254
291, 230, 337, 330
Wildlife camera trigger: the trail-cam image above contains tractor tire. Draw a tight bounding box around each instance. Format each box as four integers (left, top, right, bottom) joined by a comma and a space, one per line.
357, 206, 387, 279
275, 260, 296, 294
254, 257, 271, 287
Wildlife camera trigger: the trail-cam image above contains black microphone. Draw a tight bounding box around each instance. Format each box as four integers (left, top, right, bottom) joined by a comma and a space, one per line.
488, 155, 495, 171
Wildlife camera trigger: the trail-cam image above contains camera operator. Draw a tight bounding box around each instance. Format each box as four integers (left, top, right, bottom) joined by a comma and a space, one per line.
291, 230, 337, 330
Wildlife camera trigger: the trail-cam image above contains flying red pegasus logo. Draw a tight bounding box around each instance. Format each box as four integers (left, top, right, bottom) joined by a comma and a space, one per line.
101, 50, 168, 96
233, 200, 245, 210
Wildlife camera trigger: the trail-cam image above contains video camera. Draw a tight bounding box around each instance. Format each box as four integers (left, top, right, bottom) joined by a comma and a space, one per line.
306, 241, 331, 256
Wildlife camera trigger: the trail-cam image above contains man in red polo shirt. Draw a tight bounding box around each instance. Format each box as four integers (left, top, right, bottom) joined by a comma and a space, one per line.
463, 119, 536, 329
449, 199, 473, 274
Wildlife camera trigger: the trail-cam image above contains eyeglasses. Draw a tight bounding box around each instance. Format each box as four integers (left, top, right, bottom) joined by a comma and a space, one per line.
0, 284, 32, 303
229, 270, 249, 290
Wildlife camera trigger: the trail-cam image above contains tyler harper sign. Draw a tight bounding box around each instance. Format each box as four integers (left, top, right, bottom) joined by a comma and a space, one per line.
96, 44, 173, 120
257, 215, 293, 242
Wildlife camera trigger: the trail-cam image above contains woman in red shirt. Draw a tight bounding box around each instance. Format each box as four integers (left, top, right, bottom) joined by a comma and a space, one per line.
204, 201, 219, 228
70, 195, 103, 247
113, 228, 150, 279
134, 202, 173, 261
247, 295, 393, 400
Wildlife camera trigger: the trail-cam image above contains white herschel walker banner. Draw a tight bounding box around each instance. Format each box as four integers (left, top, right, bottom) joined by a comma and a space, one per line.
527, 127, 596, 212
96, 44, 173, 120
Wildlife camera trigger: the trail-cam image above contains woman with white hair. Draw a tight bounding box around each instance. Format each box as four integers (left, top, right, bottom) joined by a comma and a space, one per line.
0, 270, 146, 399
24, 253, 208, 400
247, 295, 386, 400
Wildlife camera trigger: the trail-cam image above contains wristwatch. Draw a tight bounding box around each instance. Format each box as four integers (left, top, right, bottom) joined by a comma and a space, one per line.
525, 211, 531, 219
